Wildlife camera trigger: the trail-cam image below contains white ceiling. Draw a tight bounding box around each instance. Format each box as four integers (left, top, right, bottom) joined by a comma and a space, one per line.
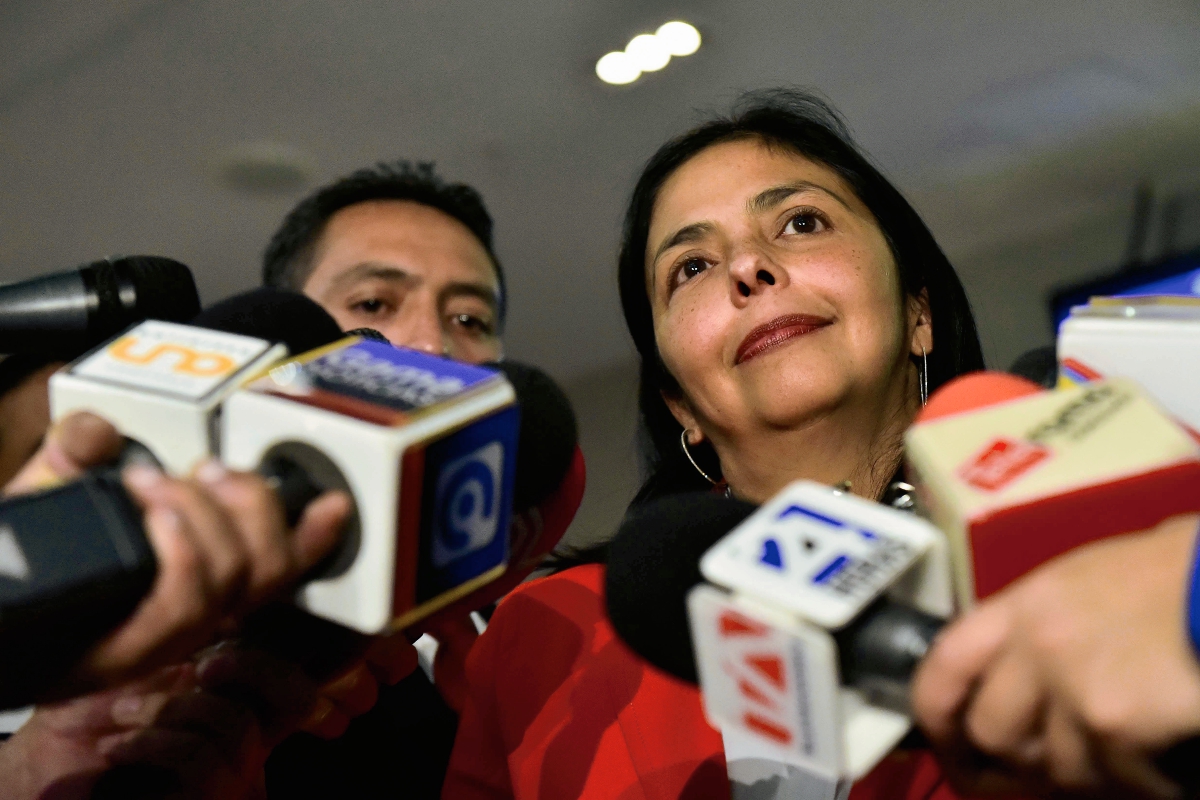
3, 0, 1200, 379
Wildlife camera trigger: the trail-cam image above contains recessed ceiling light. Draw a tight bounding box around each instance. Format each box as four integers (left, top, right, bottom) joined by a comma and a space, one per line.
625, 33, 670, 72
596, 51, 641, 85
656, 21, 701, 57
596, 20, 702, 86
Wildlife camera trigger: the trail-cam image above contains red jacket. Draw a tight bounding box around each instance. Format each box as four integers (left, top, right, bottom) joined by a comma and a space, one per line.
443, 563, 964, 799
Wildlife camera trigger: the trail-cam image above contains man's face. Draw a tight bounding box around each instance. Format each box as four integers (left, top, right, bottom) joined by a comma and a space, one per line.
301, 199, 502, 365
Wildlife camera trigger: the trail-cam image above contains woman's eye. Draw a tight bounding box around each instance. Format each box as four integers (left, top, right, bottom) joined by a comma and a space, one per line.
672, 257, 711, 288
783, 210, 827, 235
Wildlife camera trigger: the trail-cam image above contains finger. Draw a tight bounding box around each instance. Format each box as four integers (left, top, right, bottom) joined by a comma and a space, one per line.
193, 462, 295, 605
912, 600, 1012, 745
299, 696, 352, 740
1043, 702, 1103, 794
194, 645, 318, 744
132, 467, 251, 613
363, 632, 419, 686
148, 690, 261, 766
963, 651, 1045, 765
291, 490, 351, 573
74, 504, 214, 685
319, 662, 379, 719
4, 411, 122, 495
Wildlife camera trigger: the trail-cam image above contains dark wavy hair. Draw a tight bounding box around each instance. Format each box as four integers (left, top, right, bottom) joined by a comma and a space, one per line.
262, 160, 506, 328
618, 89, 985, 505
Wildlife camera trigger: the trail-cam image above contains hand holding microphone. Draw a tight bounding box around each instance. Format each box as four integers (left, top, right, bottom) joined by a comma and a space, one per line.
912, 514, 1200, 799
0, 410, 350, 706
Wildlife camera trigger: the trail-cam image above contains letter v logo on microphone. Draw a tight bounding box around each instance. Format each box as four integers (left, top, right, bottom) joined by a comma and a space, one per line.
0, 525, 31, 582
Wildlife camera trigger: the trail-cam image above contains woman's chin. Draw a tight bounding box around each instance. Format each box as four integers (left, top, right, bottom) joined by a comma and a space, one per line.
742, 388, 845, 432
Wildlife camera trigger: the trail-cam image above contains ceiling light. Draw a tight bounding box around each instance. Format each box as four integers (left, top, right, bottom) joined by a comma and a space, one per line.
625, 33, 670, 72
655, 21, 701, 56
596, 51, 641, 85
595, 20, 702, 86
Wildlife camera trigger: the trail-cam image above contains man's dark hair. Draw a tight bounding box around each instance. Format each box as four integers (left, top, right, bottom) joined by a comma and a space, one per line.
262, 160, 506, 325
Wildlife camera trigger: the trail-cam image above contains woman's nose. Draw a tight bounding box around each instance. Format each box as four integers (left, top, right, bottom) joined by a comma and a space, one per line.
727, 248, 786, 302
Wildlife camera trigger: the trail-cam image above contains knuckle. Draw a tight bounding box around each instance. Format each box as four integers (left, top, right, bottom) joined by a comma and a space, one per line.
964, 709, 1010, 757
252, 551, 293, 595
1078, 692, 1137, 742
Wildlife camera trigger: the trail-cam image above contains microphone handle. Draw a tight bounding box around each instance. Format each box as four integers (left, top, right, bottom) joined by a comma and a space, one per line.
0, 454, 358, 709
0, 470, 155, 708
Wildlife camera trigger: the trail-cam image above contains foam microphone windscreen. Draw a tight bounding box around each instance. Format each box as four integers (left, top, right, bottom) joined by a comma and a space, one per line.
915, 371, 1043, 424
1008, 345, 1058, 389
190, 287, 345, 355
0, 256, 200, 358
605, 492, 757, 682
486, 360, 578, 512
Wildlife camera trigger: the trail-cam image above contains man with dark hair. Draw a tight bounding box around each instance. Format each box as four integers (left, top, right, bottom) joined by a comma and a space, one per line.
260, 160, 509, 799
0, 162, 506, 799
262, 160, 505, 365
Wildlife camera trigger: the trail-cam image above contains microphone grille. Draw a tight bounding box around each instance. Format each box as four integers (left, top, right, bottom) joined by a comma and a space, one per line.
114, 256, 201, 323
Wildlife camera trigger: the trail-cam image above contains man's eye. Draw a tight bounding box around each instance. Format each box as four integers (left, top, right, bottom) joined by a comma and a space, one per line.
351, 298, 386, 314
782, 210, 827, 235
452, 313, 493, 335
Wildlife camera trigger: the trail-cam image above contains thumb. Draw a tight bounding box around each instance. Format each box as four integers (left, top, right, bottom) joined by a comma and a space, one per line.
4, 411, 124, 496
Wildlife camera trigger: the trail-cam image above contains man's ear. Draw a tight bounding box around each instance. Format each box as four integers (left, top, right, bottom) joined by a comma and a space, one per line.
661, 390, 705, 444
908, 288, 933, 358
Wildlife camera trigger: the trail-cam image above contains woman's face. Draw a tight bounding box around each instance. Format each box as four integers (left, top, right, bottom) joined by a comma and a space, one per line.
646, 138, 926, 446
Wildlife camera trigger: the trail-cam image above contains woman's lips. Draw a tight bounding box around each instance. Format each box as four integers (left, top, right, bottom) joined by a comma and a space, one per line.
735, 314, 833, 364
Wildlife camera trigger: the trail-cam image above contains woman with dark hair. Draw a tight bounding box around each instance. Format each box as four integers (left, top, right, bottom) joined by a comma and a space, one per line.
442, 89, 985, 800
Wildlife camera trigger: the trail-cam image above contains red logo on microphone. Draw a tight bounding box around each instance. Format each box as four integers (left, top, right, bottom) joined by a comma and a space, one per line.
959, 437, 1050, 492
717, 610, 796, 746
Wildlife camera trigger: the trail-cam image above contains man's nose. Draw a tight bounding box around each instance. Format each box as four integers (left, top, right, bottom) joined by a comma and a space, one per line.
384, 305, 447, 356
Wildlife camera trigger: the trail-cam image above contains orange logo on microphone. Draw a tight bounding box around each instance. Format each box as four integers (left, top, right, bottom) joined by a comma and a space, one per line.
107, 337, 237, 377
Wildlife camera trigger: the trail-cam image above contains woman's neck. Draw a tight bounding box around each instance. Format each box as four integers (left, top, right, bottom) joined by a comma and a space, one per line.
716, 380, 919, 505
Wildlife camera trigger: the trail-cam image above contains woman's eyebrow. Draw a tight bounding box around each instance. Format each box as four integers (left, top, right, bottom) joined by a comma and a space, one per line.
651, 221, 715, 265
747, 181, 853, 214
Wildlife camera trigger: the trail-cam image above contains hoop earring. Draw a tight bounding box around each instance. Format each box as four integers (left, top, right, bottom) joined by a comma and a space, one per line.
680, 430, 718, 486
919, 345, 929, 406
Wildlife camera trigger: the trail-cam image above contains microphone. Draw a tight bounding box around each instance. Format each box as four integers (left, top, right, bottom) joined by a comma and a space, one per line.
1, 287, 580, 703
0, 257, 200, 358
906, 371, 1200, 606
1057, 296, 1200, 432
607, 484, 952, 785
49, 288, 341, 475
220, 337, 579, 634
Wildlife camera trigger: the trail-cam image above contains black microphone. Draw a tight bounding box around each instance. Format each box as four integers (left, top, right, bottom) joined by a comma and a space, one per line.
604, 492, 943, 697
191, 287, 345, 358
487, 360, 578, 513
0, 256, 200, 358
606, 493, 756, 683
